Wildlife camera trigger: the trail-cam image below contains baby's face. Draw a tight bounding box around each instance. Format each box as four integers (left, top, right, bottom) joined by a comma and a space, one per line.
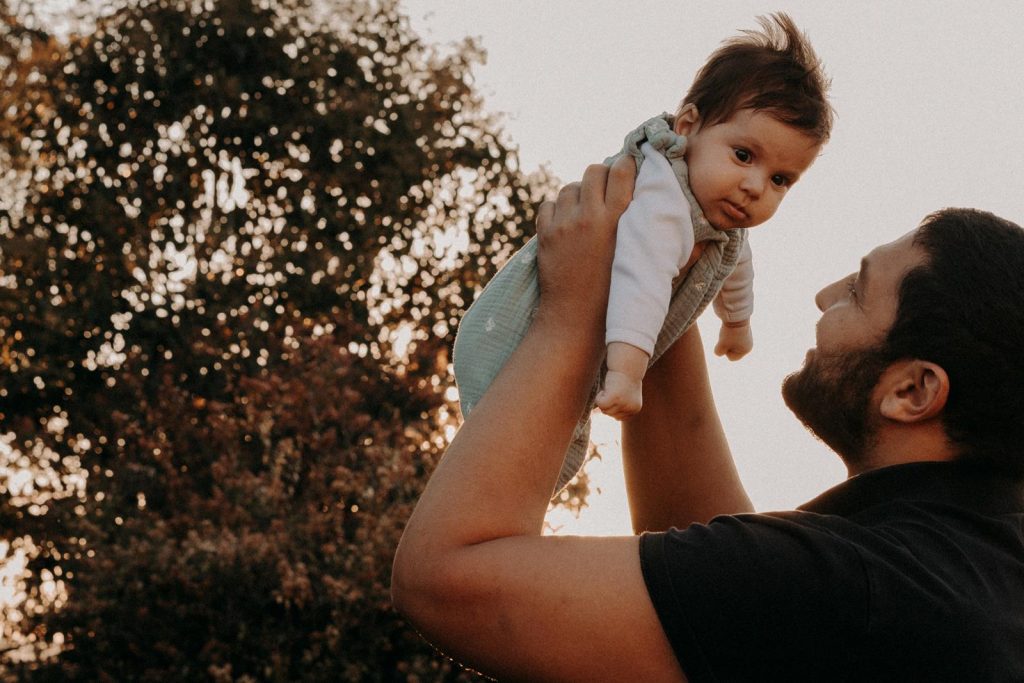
677, 108, 821, 230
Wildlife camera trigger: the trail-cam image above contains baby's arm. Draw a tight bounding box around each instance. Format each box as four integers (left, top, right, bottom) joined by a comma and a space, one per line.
712, 239, 754, 361
603, 142, 695, 419
715, 320, 753, 361
596, 341, 649, 419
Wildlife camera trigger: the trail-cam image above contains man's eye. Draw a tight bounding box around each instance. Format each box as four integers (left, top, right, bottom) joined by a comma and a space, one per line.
771, 174, 790, 187
847, 278, 858, 300
734, 148, 751, 163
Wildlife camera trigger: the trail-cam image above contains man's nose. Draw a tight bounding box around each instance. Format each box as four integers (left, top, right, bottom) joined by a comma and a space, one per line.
814, 287, 828, 312
815, 278, 846, 312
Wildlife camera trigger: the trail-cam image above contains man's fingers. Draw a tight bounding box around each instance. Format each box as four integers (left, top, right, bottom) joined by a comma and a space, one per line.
553, 158, 634, 228
555, 181, 581, 215
536, 199, 555, 235
579, 163, 609, 207
606, 155, 636, 214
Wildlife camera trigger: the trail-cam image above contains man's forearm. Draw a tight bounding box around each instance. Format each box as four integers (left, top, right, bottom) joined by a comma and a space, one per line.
389, 160, 696, 681
398, 311, 603, 555
622, 325, 753, 532
394, 161, 633, 574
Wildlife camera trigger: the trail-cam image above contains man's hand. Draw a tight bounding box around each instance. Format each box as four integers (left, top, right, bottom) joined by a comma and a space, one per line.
535, 156, 636, 337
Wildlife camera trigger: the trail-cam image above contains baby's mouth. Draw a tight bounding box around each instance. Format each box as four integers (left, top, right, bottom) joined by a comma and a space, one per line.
723, 200, 748, 221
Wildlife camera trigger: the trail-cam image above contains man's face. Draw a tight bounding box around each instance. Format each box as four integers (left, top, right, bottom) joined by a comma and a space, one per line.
675, 107, 821, 230
782, 230, 928, 467
782, 344, 891, 468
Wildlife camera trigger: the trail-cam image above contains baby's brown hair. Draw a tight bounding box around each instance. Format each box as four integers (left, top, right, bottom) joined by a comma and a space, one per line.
680, 13, 833, 143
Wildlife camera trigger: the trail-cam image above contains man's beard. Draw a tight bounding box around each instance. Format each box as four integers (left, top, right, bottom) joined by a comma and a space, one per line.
782, 346, 890, 468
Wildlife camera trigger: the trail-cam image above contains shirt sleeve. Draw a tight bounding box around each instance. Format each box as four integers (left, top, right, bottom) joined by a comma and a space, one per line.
712, 238, 754, 324
606, 142, 695, 356
639, 513, 870, 681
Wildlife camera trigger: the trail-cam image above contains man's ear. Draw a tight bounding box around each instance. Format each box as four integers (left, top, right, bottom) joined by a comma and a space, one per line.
674, 103, 701, 136
878, 360, 950, 423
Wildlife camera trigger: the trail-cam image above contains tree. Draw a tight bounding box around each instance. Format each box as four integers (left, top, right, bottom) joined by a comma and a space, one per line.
0, 0, 556, 678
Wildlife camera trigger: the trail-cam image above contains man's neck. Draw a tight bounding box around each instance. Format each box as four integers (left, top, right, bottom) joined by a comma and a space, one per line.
845, 423, 957, 477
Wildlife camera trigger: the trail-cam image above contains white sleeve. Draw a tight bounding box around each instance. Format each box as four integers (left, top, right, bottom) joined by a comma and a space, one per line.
713, 238, 754, 324
606, 142, 695, 356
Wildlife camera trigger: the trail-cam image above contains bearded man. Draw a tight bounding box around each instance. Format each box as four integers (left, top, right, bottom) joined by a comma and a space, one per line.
392, 158, 1024, 681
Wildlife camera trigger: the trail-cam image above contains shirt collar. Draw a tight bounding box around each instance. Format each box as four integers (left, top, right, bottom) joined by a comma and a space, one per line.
799, 460, 1024, 517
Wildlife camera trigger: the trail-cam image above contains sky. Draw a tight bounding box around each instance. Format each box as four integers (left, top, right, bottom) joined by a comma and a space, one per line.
401, 1, 1024, 534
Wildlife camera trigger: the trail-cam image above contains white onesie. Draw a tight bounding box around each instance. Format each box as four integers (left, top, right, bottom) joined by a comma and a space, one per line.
606, 142, 754, 356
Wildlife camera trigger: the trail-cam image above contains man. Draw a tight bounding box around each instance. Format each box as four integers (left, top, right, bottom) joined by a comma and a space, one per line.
391, 158, 1024, 680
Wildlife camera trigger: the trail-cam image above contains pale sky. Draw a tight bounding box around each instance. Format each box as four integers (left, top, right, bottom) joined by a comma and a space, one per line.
403, 1, 1024, 534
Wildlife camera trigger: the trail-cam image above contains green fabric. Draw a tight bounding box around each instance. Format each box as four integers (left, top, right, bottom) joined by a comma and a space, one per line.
452, 114, 747, 492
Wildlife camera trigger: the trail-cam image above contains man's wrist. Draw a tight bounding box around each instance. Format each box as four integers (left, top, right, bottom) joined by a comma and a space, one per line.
532, 306, 605, 360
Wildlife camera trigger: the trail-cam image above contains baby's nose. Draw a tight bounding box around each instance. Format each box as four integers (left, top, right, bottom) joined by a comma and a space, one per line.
741, 172, 764, 197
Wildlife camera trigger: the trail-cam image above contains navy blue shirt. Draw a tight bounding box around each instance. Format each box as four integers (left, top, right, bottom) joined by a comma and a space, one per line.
640, 461, 1024, 681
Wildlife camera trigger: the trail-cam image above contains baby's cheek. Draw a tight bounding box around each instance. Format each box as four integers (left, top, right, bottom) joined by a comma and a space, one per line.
746, 199, 781, 229
688, 179, 710, 214
690, 189, 723, 231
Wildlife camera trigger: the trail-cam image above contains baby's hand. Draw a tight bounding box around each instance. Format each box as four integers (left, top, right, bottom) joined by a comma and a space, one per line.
596, 370, 643, 420
714, 321, 753, 361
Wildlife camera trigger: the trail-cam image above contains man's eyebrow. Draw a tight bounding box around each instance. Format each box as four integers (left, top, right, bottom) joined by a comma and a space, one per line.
858, 257, 870, 299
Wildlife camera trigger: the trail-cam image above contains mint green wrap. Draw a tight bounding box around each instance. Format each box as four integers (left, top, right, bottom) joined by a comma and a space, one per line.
452, 114, 748, 492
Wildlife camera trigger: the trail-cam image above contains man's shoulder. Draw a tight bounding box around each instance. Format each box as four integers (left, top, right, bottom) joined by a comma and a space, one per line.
640, 512, 872, 680
706, 498, 1024, 572
641, 505, 1024, 680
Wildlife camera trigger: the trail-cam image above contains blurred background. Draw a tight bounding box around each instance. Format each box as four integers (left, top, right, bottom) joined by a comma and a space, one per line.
1, 0, 1022, 680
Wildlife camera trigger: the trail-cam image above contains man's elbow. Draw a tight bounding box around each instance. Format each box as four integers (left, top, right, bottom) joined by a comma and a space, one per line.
390, 542, 423, 619
391, 540, 450, 627
392, 541, 489, 648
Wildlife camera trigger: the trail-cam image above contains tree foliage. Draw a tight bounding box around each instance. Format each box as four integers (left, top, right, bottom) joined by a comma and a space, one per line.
0, 0, 554, 678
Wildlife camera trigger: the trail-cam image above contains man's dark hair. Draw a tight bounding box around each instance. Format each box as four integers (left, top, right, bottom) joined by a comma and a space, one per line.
680, 13, 834, 143
884, 208, 1024, 476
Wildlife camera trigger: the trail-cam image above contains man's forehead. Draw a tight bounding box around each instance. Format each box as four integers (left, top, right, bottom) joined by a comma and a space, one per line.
863, 229, 926, 291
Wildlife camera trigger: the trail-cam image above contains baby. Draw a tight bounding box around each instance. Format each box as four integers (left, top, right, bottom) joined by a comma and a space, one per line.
597, 13, 832, 417
453, 13, 833, 489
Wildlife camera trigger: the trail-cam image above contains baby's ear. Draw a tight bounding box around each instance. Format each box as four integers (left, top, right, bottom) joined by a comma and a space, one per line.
674, 104, 701, 136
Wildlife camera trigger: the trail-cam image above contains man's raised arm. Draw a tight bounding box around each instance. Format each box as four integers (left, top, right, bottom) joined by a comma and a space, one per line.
391, 157, 685, 681
623, 323, 754, 533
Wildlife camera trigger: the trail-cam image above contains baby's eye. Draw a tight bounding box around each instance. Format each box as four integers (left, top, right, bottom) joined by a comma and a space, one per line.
771, 174, 791, 188
733, 148, 751, 163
